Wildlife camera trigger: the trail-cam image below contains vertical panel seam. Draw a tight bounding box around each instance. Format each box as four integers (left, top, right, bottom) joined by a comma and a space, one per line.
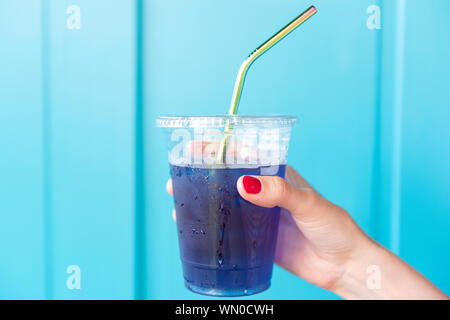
371, 0, 384, 240
134, 0, 146, 300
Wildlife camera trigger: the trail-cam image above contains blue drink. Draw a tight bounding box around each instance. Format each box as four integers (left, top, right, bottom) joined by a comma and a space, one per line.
170, 164, 286, 296
158, 115, 296, 295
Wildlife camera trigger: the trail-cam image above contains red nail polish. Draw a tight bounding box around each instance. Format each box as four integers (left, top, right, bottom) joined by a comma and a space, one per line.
242, 176, 261, 194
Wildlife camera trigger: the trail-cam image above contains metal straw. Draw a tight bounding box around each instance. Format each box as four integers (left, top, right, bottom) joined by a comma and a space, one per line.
217, 6, 317, 163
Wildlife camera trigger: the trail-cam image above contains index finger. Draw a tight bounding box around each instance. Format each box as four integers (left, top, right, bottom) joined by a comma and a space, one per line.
166, 178, 173, 196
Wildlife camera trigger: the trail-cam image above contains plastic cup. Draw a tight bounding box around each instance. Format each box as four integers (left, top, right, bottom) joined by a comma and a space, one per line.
157, 115, 296, 296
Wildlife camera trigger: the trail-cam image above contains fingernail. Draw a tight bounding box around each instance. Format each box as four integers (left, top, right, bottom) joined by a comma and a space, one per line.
242, 176, 261, 194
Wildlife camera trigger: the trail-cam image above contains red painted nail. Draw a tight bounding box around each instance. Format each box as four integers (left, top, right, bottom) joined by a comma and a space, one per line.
242, 176, 262, 194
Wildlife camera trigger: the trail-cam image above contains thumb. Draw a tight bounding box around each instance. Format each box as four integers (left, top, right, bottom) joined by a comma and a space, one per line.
236, 174, 319, 221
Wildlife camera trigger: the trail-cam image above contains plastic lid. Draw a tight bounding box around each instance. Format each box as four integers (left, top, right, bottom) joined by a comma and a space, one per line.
156, 115, 297, 128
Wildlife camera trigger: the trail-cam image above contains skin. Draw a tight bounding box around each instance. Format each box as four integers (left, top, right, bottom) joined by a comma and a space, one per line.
166, 165, 448, 300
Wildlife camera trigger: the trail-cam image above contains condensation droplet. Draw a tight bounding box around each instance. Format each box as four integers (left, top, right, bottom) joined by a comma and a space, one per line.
217, 252, 224, 266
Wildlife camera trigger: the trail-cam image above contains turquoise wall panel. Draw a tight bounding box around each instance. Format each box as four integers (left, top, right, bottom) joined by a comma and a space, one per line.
375, 0, 450, 294
0, 0, 45, 299
399, 0, 450, 293
45, 0, 136, 299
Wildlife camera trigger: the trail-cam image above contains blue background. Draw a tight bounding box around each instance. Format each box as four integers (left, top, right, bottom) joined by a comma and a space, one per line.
0, 0, 449, 299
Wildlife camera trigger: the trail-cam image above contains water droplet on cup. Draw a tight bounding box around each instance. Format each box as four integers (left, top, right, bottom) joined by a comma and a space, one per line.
217, 252, 224, 266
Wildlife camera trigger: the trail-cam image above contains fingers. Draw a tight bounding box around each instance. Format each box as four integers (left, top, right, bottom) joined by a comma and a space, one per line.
186, 140, 258, 163
166, 179, 176, 221
166, 179, 173, 196
236, 169, 321, 222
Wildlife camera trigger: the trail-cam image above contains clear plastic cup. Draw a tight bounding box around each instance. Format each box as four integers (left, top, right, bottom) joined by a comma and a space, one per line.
157, 115, 296, 296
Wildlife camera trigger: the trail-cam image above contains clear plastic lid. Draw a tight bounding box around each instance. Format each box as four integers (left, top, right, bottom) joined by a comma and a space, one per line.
156, 115, 297, 128
157, 115, 296, 168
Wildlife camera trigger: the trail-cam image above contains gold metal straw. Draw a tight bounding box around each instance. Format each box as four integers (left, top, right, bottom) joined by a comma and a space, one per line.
217, 6, 317, 163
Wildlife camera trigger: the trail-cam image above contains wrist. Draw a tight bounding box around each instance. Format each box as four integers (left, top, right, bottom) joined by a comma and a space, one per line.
332, 234, 448, 300
332, 234, 387, 299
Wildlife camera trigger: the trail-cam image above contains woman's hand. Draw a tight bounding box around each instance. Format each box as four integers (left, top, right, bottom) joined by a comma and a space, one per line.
236, 165, 368, 292
167, 165, 448, 299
